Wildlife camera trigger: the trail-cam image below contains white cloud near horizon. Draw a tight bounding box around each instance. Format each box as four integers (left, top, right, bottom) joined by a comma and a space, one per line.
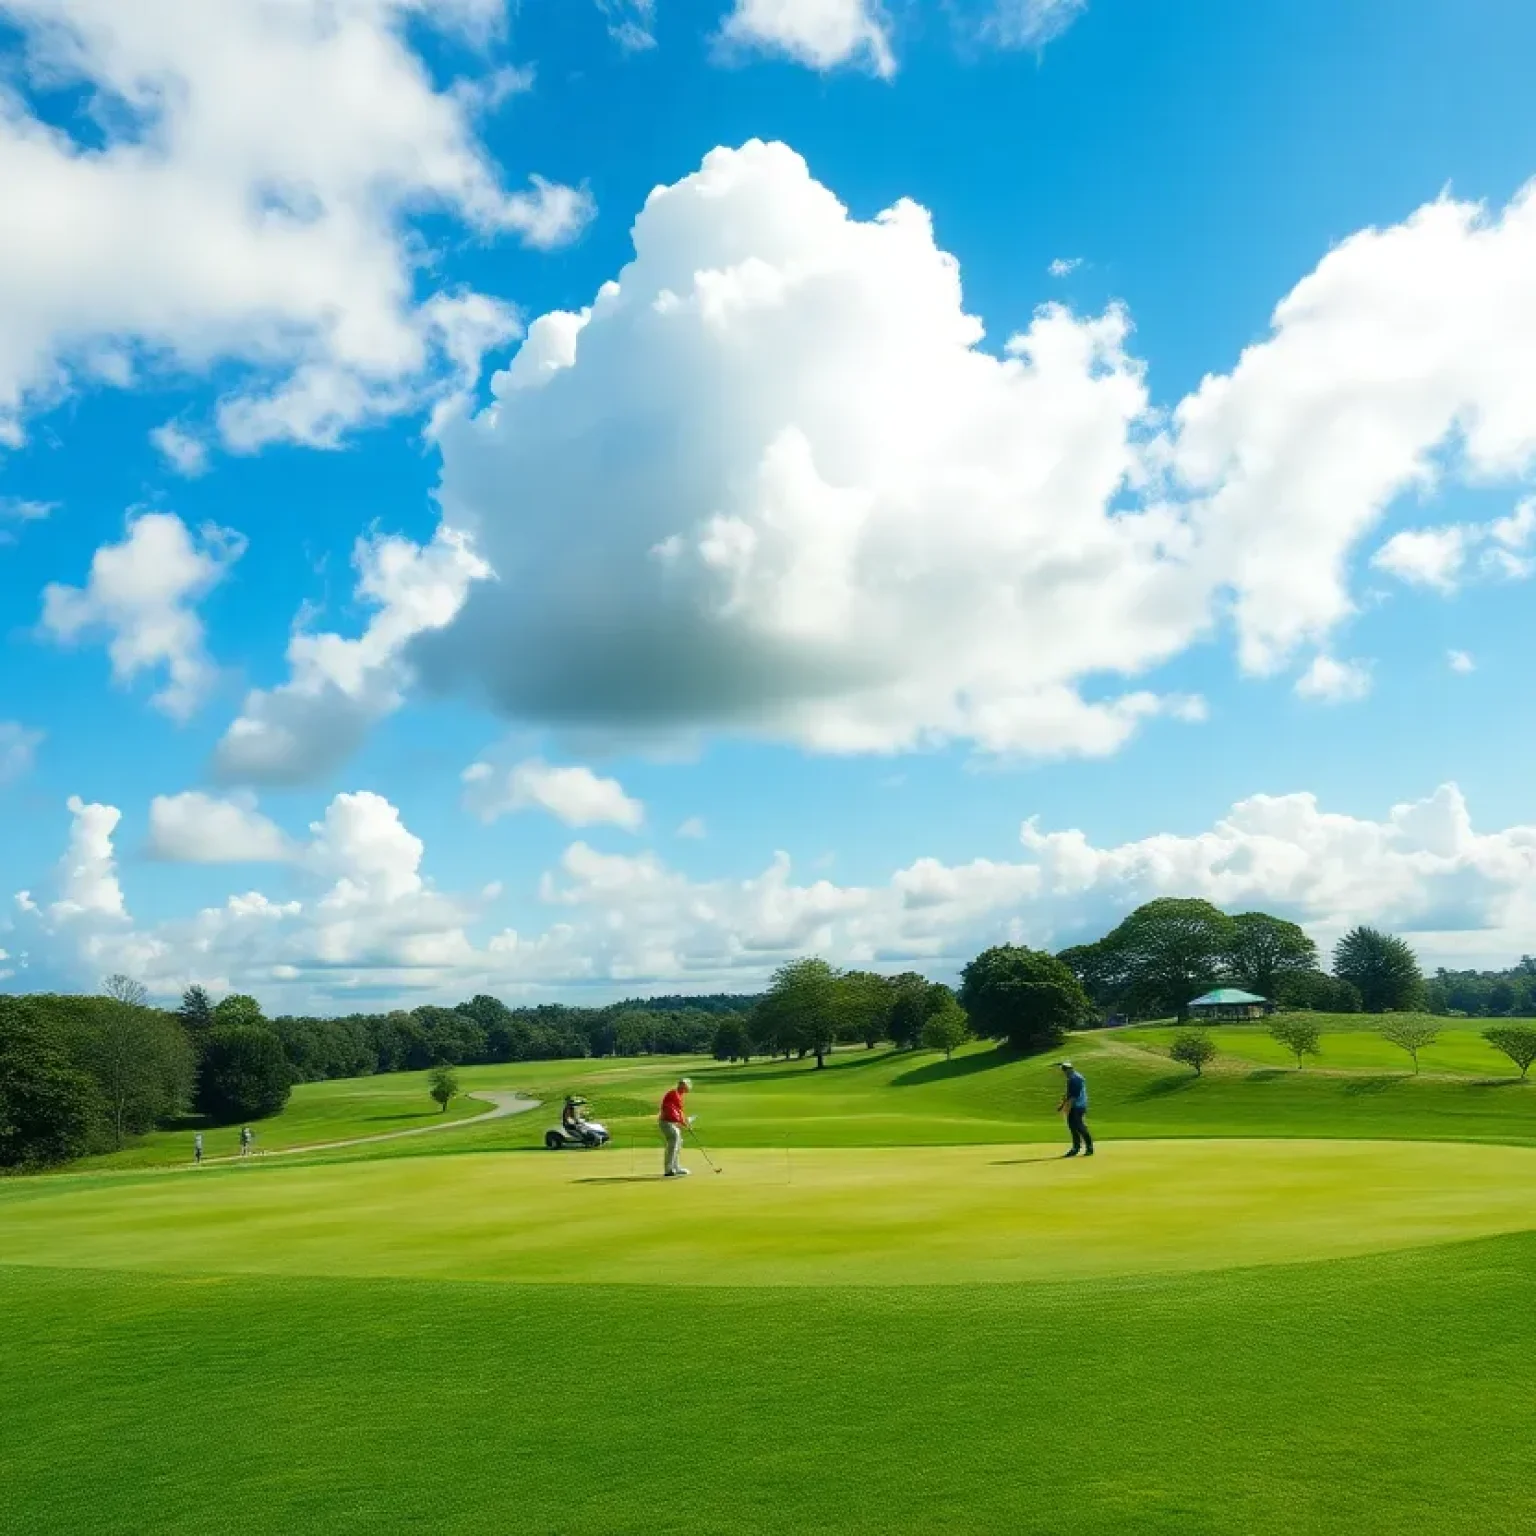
0, 0, 592, 454
462, 758, 646, 829
39, 512, 245, 719
18, 779, 1536, 1008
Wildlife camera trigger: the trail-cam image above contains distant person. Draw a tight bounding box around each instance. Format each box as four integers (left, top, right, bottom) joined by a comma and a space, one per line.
658, 1078, 693, 1178
239, 1126, 252, 1159
1056, 1062, 1094, 1158
193, 1132, 203, 1166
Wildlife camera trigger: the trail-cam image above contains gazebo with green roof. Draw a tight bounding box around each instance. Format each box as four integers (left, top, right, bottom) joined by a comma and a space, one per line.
1187, 987, 1273, 1022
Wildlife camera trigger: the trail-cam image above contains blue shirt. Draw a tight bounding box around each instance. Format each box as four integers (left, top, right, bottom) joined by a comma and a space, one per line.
1066, 1071, 1088, 1110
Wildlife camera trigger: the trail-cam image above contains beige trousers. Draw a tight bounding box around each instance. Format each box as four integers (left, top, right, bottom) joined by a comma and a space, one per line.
660, 1119, 684, 1175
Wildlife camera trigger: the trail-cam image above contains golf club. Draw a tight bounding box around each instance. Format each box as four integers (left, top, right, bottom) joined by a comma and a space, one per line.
687, 1120, 723, 1174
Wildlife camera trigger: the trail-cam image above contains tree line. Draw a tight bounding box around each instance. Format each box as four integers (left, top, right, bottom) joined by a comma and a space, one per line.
4, 896, 1531, 1171
0, 981, 751, 1171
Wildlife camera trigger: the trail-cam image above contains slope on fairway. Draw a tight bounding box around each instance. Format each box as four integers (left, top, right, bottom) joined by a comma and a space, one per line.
7, 1137, 1536, 1286
5, 1232, 1536, 1536
1120, 1020, 1514, 1075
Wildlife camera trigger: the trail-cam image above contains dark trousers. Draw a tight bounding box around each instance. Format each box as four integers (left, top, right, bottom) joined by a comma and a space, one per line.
1067, 1106, 1094, 1153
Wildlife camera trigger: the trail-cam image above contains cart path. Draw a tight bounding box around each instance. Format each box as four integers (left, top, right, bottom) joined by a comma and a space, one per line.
202, 1091, 542, 1166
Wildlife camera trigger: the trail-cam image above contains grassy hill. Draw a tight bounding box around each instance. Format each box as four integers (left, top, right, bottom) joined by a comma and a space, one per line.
5, 1032, 1535, 1534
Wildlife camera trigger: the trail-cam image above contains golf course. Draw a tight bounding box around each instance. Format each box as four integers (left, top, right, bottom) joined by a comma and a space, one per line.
5, 1025, 1536, 1535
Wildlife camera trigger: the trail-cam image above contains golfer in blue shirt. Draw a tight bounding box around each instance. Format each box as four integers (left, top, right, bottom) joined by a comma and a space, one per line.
1057, 1062, 1094, 1157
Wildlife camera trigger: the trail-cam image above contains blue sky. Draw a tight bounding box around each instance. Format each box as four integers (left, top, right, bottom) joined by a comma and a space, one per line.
4, 0, 1536, 1008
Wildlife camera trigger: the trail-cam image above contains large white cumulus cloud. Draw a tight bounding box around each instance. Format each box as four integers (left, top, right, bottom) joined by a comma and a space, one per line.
399, 142, 1536, 766
420, 141, 1207, 759
13, 779, 1536, 1007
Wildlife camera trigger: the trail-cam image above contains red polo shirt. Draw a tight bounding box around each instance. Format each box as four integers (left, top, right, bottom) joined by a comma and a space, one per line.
660, 1088, 687, 1124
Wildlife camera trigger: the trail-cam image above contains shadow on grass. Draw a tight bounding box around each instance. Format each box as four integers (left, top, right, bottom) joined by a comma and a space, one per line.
1129, 1072, 1201, 1101
575, 1175, 667, 1185
361, 1111, 442, 1124
890, 1047, 1018, 1089
722, 1053, 898, 1085
1340, 1075, 1401, 1098
1246, 1068, 1292, 1084
991, 1154, 1067, 1167
1467, 1076, 1534, 1091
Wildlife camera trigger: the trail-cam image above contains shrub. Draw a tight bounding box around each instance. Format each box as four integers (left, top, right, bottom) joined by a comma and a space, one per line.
1169, 1028, 1217, 1076
428, 1064, 460, 1113
1268, 1016, 1322, 1069
921, 1000, 972, 1060
1484, 1025, 1536, 1080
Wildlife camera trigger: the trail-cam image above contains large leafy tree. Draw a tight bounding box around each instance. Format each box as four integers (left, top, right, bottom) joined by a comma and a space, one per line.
1222, 913, 1318, 998
759, 958, 841, 1068
212, 993, 266, 1030
1273, 969, 1361, 1013
196, 1026, 293, 1123
837, 971, 896, 1048
1095, 899, 1235, 1019
73, 997, 195, 1149
1333, 927, 1424, 1013
0, 1007, 103, 1170
959, 946, 1090, 1053
887, 976, 954, 1050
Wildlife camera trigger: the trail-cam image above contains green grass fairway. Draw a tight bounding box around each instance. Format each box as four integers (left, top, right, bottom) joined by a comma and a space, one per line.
8, 1040, 1536, 1534
67, 1068, 489, 1170
8, 1139, 1536, 1287
1121, 1018, 1515, 1075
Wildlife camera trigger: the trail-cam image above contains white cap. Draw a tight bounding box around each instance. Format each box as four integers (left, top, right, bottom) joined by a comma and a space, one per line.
679, 1077, 693, 1090
1057, 1061, 1073, 1070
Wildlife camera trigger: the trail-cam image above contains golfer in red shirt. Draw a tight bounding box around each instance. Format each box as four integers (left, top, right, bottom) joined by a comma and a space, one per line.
658, 1077, 693, 1178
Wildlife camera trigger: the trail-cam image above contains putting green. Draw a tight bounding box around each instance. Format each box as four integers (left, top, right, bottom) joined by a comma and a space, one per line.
8, 1138, 1536, 1286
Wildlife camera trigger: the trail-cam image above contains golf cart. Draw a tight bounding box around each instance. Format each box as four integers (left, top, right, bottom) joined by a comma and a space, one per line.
544, 1096, 611, 1150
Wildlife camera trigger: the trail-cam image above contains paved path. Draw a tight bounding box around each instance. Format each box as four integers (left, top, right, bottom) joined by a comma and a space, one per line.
204, 1091, 542, 1166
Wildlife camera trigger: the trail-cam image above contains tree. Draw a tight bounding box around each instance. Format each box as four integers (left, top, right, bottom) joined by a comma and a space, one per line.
712, 1018, 750, 1062
888, 974, 948, 1050
177, 985, 215, 1043
213, 993, 266, 1030
920, 1000, 972, 1060
1268, 1016, 1321, 1069
1332, 928, 1423, 1013
1273, 969, 1361, 1014
103, 973, 149, 1008
1222, 914, 1317, 998
1380, 1018, 1438, 1074
1093, 899, 1234, 1019
1169, 1028, 1217, 1076
959, 946, 1090, 1054
75, 1000, 195, 1149
196, 1026, 292, 1123
761, 958, 840, 1067
1484, 1025, 1536, 1080
837, 971, 896, 1048
428, 1063, 460, 1113
0, 1011, 103, 1170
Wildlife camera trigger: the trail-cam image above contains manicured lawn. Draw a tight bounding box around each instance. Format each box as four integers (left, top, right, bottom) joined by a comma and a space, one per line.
61, 1027, 1536, 1175
1121, 1017, 1516, 1075
64, 1068, 492, 1171
6, 1137, 1536, 1286
4, 1234, 1534, 1535
7, 1038, 1534, 1533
